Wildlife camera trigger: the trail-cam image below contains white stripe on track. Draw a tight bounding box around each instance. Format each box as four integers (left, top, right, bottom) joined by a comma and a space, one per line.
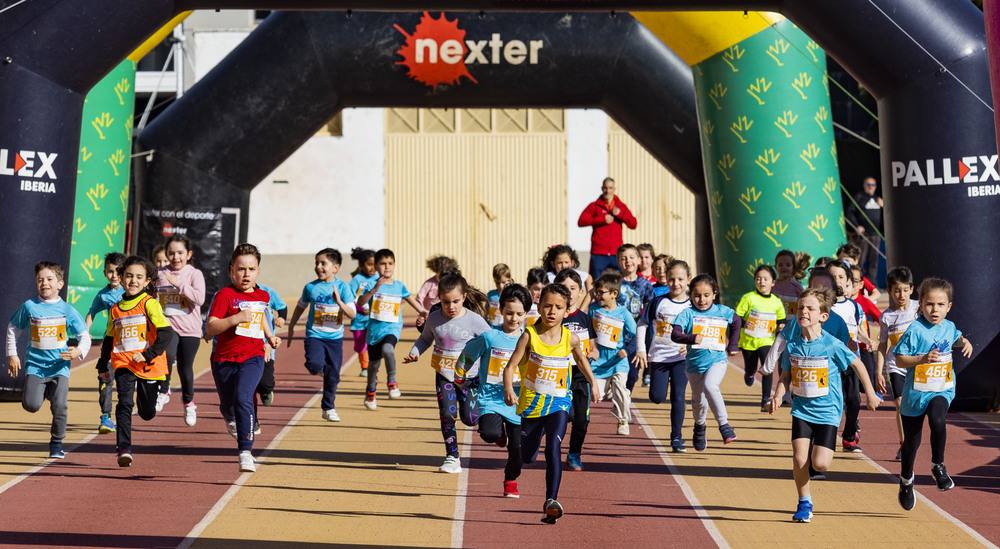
450, 428, 473, 549
632, 405, 730, 549
177, 354, 357, 549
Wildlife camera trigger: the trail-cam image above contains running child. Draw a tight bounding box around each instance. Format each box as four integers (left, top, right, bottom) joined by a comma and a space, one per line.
358, 248, 429, 409
416, 255, 457, 330
894, 277, 972, 511
156, 235, 206, 425
671, 274, 742, 450
95, 256, 174, 467
541, 244, 593, 311
525, 267, 548, 327
876, 266, 920, 461
637, 243, 657, 283
769, 287, 881, 523
404, 272, 490, 474
486, 263, 513, 327
503, 283, 599, 524
588, 272, 637, 436
6, 262, 91, 459
616, 244, 653, 390
205, 243, 282, 472
826, 260, 873, 452
557, 269, 597, 470
254, 283, 286, 431
773, 250, 808, 318
635, 259, 691, 452
735, 264, 786, 411
457, 283, 530, 496
151, 245, 168, 269
349, 247, 378, 377
837, 243, 881, 302
286, 248, 356, 422
85, 252, 126, 435
650, 254, 676, 298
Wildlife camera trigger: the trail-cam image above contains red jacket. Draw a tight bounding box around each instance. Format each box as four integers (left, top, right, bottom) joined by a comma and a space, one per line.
577, 196, 638, 255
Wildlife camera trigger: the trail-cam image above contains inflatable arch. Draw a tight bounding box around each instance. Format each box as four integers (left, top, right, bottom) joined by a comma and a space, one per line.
0, 0, 996, 409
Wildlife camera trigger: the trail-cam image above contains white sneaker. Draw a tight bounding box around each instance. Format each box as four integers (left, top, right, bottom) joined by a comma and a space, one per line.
364, 396, 377, 410
155, 391, 170, 412
439, 455, 462, 474
226, 421, 237, 439
239, 451, 256, 472
322, 409, 341, 422
388, 386, 402, 399
617, 422, 630, 436
183, 403, 197, 426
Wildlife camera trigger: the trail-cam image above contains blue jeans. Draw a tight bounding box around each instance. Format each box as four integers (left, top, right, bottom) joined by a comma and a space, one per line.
212, 356, 265, 451
304, 337, 343, 411
589, 254, 620, 279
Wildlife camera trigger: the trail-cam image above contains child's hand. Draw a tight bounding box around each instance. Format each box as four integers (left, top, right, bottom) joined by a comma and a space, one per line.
60, 346, 82, 360
768, 398, 781, 414
268, 336, 281, 348
694, 334, 704, 344
403, 353, 419, 364
99, 371, 111, 382
164, 271, 180, 287
587, 348, 599, 360
234, 308, 254, 325
925, 349, 941, 363
274, 317, 285, 329
7, 356, 20, 377
504, 387, 517, 406
866, 392, 882, 411
678, 345, 688, 356
633, 351, 647, 370
132, 352, 146, 363
728, 350, 738, 356
875, 374, 886, 395
960, 337, 973, 358
415, 315, 425, 328
617, 349, 627, 359
590, 387, 600, 403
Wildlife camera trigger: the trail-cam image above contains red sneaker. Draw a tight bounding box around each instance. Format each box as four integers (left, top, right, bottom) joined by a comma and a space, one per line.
496, 433, 508, 448
503, 480, 519, 498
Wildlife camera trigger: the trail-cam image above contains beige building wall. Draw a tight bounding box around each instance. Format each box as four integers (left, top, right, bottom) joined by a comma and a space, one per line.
608, 118, 700, 273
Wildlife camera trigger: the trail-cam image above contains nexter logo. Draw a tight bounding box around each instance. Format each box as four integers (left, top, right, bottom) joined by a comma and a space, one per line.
395, 12, 544, 89
0, 148, 59, 194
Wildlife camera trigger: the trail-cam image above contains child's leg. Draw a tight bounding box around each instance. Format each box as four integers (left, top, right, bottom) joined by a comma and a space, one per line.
115, 369, 137, 451
609, 371, 631, 423
686, 371, 709, 425
257, 359, 276, 397
505, 420, 523, 481
381, 336, 398, 386
925, 396, 949, 465
47, 376, 69, 443
741, 348, 758, 383
521, 416, 544, 465
233, 357, 265, 451
542, 411, 569, 501
136, 375, 159, 421
791, 437, 812, 498
212, 361, 237, 422
21, 374, 46, 413
303, 337, 325, 377
667, 361, 688, 440
756, 346, 773, 402
176, 336, 200, 405
457, 379, 480, 427
98, 373, 115, 416
900, 411, 926, 479
366, 338, 384, 392
841, 368, 861, 441
478, 413, 504, 443
701, 362, 730, 426
321, 339, 343, 411
567, 373, 590, 455
890, 373, 906, 443
648, 361, 669, 404
160, 331, 180, 394
352, 330, 368, 370
436, 374, 461, 458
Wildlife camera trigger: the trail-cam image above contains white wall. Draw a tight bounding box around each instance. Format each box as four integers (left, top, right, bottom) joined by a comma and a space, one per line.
566, 109, 609, 252
248, 108, 387, 255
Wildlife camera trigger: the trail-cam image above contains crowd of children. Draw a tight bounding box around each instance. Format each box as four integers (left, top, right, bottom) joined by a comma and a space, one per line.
4, 233, 975, 525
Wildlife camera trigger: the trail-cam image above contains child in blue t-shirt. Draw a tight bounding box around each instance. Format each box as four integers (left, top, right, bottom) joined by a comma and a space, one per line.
458, 283, 530, 498
357, 248, 429, 409
770, 287, 880, 523
84, 252, 126, 435
348, 247, 378, 378
486, 263, 513, 327
286, 248, 355, 422
671, 274, 742, 450
587, 272, 637, 436
892, 277, 972, 511
616, 244, 654, 391
6, 262, 92, 459
253, 284, 286, 430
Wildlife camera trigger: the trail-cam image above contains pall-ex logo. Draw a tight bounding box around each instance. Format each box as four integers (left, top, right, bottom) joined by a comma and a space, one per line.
394, 12, 544, 89
0, 148, 58, 179
891, 155, 998, 187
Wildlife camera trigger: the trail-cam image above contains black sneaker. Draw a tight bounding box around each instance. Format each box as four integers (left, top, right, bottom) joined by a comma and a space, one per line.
541, 499, 563, 524
894, 446, 903, 461
693, 423, 708, 452
899, 478, 916, 511
719, 423, 738, 444
760, 398, 772, 413
931, 464, 955, 491
743, 371, 754, 387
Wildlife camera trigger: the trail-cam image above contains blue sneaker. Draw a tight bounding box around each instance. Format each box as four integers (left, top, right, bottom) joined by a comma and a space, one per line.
693, 423, 707, 452
99, 414, 116, 434
793, 501, 813, 523
671, 437, 687, 453
48, 441, 65, 459
565, 452, 583, 471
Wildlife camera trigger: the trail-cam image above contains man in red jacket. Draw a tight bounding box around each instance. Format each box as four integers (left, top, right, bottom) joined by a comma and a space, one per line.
577, 177, 638, 278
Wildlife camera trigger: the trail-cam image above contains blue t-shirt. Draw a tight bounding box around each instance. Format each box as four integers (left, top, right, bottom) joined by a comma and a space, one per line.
652, 284, 671, 298
673, 303, 736, 374
9, 298, 89, 378
894, 317, 961, 417
588, 304, 637, 378
781, 314, 851, 348
781, 331, 856, 426
365, 280, 411, 345
618, 276, 654, 319
298, 278, 355, 340
348, 272, 380, 331
87, 284, 125, 318
461, 328, 521, 424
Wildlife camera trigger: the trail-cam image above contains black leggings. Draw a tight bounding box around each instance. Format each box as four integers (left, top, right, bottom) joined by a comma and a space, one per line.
115, 369, 159, 452
648, 360, 687, 440
741, 346, 772, 402
901, 395, 949, 479
841, 367, 861, 441
567, 372, 591, 455
478, 413, 523, 481
522, 411, 568, 501
161, 334, 200, 404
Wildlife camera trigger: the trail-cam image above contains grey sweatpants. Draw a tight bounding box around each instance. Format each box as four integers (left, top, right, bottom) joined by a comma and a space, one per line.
687, 361, 729, 427
23, 374, 69, 441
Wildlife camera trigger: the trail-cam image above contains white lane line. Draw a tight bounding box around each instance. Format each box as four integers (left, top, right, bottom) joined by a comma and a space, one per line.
450, 428, 473, 549
177, 354, 356, 549
632, 405, 730, 549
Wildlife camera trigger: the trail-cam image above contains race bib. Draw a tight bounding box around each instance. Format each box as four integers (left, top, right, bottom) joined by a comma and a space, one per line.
355, 285, 371, 316
776, 293, 798, 317
370, 293, 401, 323
523, 351, 569, 397
744, 310, 778, 339
913, 351, 954, 392
525, 304, 540, 327
692, 315, 728, 351
790, 355, 829, 398
486, 347, 519, 385
235, 301, 267, 339
567, 324, 591, 365
888, 323, 909, 349
654, 315, 677, 340
431, 346, 462, 381
113, 314, 149, 353
158, 286, 189, 316
312, 302, 344, 332
30, 316, 67, 350
593, 310, 624, 348
488, 296, 502, 326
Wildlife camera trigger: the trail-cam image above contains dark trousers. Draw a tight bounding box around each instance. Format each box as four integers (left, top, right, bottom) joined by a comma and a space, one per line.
589, 254, 620, 279
98, 373, 115, 415
841, 366, 861, 441
212, 356, 265, 451
742, 346, 773, 402
304, 337, 343, 411
901, 396, 949, 479
161, 334, 200, 404
115, 369, 159, 452
860, 348, 877, 394
567, 371, 591, 454
436, 373, 480, 457
478, 413, 523, 481
522, 411, 569, 501
648, 360, 687, 440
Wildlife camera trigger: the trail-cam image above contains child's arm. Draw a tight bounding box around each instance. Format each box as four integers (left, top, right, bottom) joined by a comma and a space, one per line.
85, 314, 94, 329
331, 284, 356, 320
875, 341, 888, 395
6, 322, 21, 377
356, 277, 385, 308
954, 335, 973, 358
634, 324, 648, 370
727, 312, 743, 356
769, 369, 792, 414
849, 357, 882, 410
285, 303, 307, 347
671, 323, 701, 345
60, 331, 91, 362
570, 333, 601, 403
206, 309, 252, 337
176, 269, 207, 307
403, 294, 429, 317
759, 332, 786, 376
133, 325, 174, 364
895, 350, 936, 369
262, 317, 281, 349
580, 276, 594, 312
403, 313, 435, 363
96, 335, 114, 381
504, 332, 530, 405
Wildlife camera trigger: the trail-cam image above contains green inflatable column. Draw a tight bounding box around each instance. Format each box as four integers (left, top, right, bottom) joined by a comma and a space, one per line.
68, 60, 136, 337
693, 19, 845, 304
